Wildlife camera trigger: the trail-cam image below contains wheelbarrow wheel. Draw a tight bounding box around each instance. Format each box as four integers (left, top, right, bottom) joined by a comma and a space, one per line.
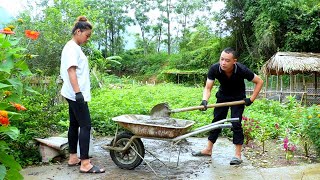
109, 131, 145, 170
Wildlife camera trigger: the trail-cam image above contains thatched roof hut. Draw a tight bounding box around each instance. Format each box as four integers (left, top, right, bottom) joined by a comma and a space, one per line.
259, 52, 319, 106
262, 52, 320, 75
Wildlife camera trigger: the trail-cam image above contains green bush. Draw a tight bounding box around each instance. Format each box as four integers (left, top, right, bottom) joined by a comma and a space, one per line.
302, 105, 320, 155
11, 80, 68, 167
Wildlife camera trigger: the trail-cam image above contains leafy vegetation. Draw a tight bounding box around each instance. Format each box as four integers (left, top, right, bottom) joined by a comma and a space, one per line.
2, 0, 317, 81
0, 20, 38, 180
0, 75, 318, 170
220, 0, 320, 70
243, 97, 320, 157
87, 83, 213, 135
0, 0, 319, 175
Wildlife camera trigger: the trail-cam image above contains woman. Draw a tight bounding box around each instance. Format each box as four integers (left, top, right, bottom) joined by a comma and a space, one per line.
60, 16, 105, 173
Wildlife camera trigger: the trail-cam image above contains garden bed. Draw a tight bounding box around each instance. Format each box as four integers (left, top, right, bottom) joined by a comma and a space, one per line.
243, 139, 320, 168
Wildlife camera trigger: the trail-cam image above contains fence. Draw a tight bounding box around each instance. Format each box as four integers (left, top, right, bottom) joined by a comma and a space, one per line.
246, 88, 319, 106
27, 76, 65, 104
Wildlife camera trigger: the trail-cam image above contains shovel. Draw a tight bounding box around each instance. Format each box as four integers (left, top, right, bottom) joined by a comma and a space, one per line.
150, 100, 245, 119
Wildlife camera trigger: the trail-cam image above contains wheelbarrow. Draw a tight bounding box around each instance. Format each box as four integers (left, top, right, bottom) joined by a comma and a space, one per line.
102, 114, 239, 171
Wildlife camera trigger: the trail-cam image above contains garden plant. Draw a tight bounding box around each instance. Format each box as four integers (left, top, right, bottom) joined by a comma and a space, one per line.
0, 19, 40, 179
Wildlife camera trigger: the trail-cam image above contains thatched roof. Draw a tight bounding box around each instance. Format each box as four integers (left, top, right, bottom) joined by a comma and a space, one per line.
262, 52, 320, 75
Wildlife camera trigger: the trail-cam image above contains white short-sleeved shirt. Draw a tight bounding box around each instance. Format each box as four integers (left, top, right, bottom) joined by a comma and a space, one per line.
60, 40, 91, 101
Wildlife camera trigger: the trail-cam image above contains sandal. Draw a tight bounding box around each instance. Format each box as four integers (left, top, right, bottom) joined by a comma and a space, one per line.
80, 165, 105, 173
68, 161, 81, 167
230, 157, 243, 165
191, 151, 211, 157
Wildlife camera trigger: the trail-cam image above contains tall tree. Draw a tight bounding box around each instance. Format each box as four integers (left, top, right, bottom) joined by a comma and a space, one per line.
156, 0, 173, 55
217, 0, 320, 70
130, 0, 156, 55
90, 0, 132, 57
17, 0, 94, 75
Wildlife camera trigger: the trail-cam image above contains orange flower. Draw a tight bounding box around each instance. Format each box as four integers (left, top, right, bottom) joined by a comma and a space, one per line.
0, 110, 8, 118
0, 27, 15, 35
25, 30, 40, 40
0, 116, 9, 126
11, 102, 27, 111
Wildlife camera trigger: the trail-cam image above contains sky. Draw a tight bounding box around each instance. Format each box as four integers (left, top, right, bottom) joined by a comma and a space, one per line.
0, 0, 225, 49
0, 0, 25, 16
0, 0, 224, 27
0, 0, 26, 28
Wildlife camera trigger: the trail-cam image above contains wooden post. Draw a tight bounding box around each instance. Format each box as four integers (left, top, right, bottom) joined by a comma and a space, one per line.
271, 76, 273, 94
276, 75, 279, 93
280, 76, 283, 102
270, 76, 273, 90
315, 72, 318, 95
264, 74, 268, 98
290, 74, 293, 96
295, 74, 298, 98
303, 75, 306, 106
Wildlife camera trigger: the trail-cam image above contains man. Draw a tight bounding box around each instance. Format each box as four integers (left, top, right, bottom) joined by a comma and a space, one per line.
192, 47, 263, 165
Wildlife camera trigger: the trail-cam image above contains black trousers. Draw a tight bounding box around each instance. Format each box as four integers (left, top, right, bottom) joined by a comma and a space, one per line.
66, 99, 91, 160
208, 98, 245, 145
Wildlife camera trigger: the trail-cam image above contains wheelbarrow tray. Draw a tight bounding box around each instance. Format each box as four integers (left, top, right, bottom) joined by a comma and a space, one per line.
112, 114, 195, 138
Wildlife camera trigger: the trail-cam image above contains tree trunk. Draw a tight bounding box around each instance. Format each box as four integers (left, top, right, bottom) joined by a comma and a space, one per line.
167, 0, 171, 55
158, 26, 162, 53
105, 28, 108, 57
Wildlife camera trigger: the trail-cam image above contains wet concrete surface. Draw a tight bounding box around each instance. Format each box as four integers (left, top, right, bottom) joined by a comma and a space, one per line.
22, 137, 320, 180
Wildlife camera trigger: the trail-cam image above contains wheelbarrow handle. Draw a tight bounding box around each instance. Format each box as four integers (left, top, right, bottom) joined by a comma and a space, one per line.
170, 100, 245, 113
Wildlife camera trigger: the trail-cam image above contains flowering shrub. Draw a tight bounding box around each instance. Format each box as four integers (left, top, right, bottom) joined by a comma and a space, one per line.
242, 116, 260, 145
243, 97, 320, 162
283, 137, 297, 161
0, 19, 39, 180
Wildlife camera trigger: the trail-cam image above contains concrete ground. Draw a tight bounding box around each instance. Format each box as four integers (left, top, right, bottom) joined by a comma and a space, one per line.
21, 137, 320, 180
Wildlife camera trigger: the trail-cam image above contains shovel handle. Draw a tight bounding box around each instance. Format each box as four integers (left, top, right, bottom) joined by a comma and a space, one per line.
170, 100, 245, 113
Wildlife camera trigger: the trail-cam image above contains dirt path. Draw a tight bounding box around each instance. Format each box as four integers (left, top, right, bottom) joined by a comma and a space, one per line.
21, 137, 320, 180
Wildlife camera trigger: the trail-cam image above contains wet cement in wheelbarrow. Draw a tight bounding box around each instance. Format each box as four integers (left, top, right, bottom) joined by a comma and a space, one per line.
21, 137, 320, 180
115, 114, 192, 127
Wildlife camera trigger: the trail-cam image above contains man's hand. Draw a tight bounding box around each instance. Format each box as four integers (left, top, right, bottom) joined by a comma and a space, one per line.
200, 100, 208, 111
244, 98, 253, 106
75, 92, 84, 104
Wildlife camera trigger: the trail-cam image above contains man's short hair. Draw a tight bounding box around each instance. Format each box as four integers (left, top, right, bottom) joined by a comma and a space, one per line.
223, 47, 239, 59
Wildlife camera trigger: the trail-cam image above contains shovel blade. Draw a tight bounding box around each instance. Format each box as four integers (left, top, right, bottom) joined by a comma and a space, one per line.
150, 103, 171, 119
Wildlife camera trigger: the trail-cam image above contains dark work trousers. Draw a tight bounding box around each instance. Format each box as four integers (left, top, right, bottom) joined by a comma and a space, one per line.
208, 98, 245, 145
66, 99, 92, 160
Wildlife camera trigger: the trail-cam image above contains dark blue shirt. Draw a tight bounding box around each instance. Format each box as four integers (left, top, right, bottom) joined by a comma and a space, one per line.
207, 62, 254, 99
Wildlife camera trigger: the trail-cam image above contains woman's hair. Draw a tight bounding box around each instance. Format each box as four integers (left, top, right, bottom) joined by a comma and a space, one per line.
71, 16, 92, 35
